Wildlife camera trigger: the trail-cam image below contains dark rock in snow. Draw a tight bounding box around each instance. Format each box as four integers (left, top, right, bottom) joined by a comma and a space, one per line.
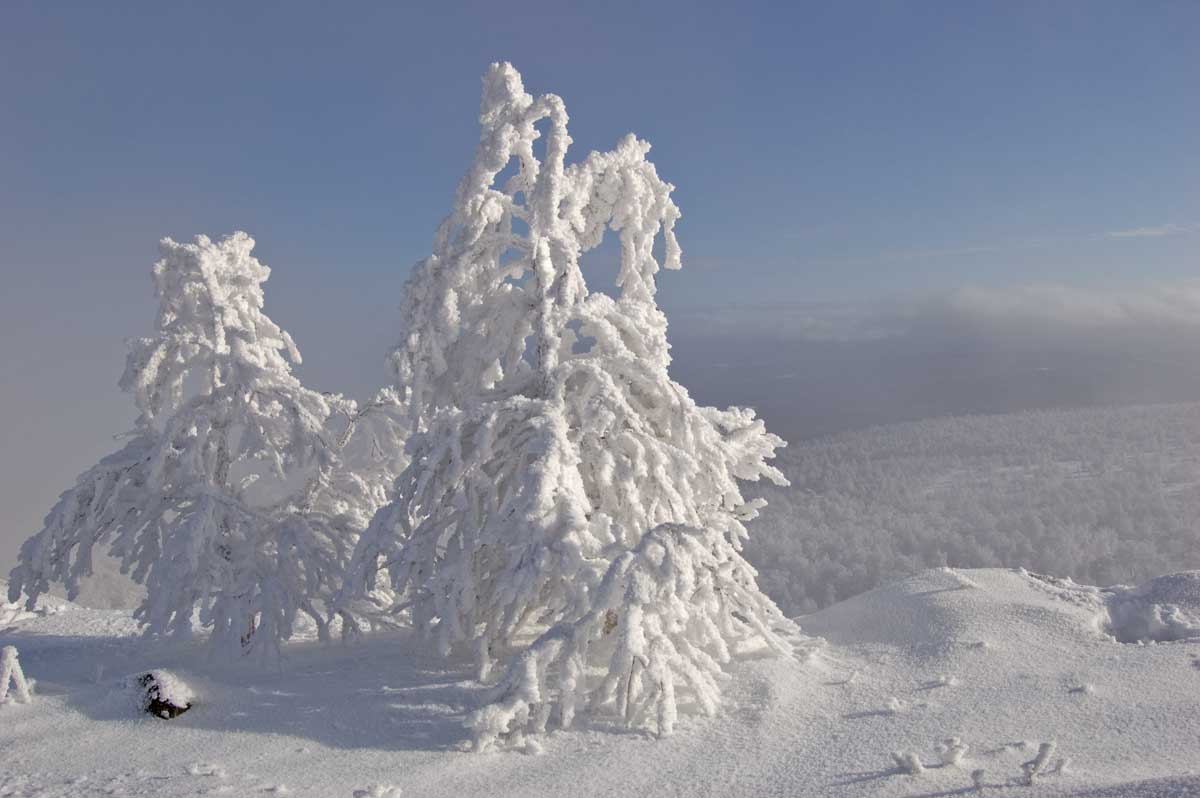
128, 670, 194, 719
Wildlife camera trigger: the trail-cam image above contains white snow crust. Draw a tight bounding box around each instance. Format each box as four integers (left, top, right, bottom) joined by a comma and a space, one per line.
2, 567, 1198, 796
1103, 571, 1200, 644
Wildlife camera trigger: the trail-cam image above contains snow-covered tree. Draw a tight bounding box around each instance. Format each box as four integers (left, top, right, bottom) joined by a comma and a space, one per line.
340, 63, 795, 746
7, 233, 401, 658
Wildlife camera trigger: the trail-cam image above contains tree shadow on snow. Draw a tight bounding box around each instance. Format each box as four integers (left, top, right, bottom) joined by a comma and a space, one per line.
842, 708, 898, 720
1067, 775, 1200, 797
826, 768, 898, 787
7, 626, 483, 753
901, 788, 978, 798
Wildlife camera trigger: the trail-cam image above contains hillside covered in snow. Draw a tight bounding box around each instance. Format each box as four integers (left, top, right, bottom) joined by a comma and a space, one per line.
749, 402, 1200, 614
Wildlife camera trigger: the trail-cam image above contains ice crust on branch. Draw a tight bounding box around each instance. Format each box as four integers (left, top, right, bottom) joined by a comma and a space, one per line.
340, 63, 793, 747
8, 233, 403, 658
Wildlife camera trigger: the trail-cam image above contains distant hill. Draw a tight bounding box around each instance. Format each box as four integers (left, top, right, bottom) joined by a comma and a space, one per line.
747, 402, 1200, 614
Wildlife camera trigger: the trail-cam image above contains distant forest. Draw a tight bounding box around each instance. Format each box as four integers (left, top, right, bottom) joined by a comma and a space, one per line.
747, 402, 1200, 614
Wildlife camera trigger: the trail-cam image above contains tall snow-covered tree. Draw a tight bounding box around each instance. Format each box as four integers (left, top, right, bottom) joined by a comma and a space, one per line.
340, 63, 795, 747
7, 232, 402, 658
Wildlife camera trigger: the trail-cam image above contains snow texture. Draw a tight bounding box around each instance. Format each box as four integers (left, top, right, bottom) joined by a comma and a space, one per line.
7, 234, 403, 659
340, 63, 791, 747
1103, 571, 1200, 643
3, 567, 1198, 796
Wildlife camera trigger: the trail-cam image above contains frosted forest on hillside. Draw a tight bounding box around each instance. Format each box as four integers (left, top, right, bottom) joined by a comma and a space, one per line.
748, 402, 1200, 614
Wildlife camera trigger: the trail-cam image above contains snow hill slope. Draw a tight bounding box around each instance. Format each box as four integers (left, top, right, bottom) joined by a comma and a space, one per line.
3, 568, 1199, 797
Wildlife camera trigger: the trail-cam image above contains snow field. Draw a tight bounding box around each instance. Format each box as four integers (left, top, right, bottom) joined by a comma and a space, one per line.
3, 568, 1198, 796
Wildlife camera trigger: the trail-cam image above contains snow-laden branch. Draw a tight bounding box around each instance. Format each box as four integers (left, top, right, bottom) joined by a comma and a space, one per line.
469, 523, 794, 749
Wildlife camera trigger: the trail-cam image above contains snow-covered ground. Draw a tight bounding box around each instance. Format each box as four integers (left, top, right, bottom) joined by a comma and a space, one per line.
3, 568, 1198, 797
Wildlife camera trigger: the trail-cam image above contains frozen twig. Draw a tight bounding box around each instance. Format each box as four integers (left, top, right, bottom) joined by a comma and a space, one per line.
0, 646, 32, 704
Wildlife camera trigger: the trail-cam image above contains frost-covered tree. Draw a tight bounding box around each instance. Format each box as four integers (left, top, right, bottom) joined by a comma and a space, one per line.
340, 63, 794, 746
7, 233, 402, 658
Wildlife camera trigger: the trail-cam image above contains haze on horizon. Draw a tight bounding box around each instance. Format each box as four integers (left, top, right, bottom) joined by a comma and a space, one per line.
1, 1, 1198, 565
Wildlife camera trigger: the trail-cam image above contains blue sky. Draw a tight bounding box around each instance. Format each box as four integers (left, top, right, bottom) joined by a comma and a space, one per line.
1, 2, 1198, 561
5, 2, 1198, 305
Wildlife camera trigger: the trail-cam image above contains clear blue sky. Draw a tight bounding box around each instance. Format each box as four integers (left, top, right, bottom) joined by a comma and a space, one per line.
1, 2, 1198, 562
4, 1, 1198, 306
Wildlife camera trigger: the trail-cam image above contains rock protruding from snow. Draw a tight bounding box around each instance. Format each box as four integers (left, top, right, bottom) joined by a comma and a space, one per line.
125, 670, 194, 719
0, 646, 32, 704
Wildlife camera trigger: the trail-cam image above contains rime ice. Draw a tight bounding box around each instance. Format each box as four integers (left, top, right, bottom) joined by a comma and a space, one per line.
8, 234, 403, 659
338, 63, 792, 748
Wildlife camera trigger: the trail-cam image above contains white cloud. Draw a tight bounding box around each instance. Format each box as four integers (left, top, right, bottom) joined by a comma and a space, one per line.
667, 280, 1200, 443
904, 281, 1200, 340
668, 301, 900, 342
670, 280, 1200, 344
1105, 224, 1195, 239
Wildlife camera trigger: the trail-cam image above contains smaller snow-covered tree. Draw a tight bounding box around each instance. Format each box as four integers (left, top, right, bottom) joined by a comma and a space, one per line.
341, 63, 796, 747
7, 233, 400, 658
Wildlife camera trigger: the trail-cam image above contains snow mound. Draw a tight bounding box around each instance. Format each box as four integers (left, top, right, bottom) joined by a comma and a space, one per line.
1103, 571, 1200, 644
799, 566, 983, 653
